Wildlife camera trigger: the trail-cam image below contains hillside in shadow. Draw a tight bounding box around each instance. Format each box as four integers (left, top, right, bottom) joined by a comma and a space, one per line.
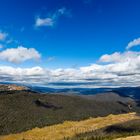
0, 88, 140, 135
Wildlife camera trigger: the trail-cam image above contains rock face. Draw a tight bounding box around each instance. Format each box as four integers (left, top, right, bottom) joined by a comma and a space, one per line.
0, 84, 27, 91
7, 84, 27, 91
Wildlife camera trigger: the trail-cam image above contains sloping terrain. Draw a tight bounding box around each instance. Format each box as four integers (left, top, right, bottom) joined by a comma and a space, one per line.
69, 118, 140, 140
116, 135, 140, 140
0, 113, 139, 140
0, 89, 139, 136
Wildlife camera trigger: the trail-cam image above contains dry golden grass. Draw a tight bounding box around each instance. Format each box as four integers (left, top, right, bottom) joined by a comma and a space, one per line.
116, 135, 140, 140
0, 113, 139, 140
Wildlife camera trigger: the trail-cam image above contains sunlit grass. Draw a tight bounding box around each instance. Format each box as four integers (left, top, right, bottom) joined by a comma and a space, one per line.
116, 135, 140, 140
0, 113, 138, 140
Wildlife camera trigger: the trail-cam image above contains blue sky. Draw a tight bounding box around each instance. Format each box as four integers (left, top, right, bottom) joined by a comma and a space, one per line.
0, 0, 140, 87
0, 0, 140, 68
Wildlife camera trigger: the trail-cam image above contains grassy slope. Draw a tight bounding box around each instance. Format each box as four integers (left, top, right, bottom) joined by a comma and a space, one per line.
0, 113, 139, 140
69, 119, 140, 140
0, 90, 138, 135
116, 135, 140, 140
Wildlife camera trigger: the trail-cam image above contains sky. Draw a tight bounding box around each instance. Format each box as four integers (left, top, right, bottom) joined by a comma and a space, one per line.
0, 0, 140, 88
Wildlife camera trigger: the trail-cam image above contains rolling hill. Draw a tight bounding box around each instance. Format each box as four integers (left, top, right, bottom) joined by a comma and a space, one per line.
0, 113, 139, 140
0, 84, 140, 139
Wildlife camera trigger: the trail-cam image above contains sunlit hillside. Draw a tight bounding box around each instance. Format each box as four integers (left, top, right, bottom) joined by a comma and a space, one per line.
116, 135, 140, 140
0, 113, 139, 140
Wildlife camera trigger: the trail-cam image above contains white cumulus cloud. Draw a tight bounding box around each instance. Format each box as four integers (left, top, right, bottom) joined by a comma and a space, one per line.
99, 51, 140, 63
126, 37, 140, 50
0, 49, 140, 87
35, 17, 54, 27
0, 38, 140, 88
0, 46, 41, 63
35, 7, 69, 27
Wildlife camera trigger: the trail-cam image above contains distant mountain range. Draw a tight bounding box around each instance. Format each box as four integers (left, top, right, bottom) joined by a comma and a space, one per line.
0, 81, 140, 99
29, 85, 140, 100
0, 82, 140, 99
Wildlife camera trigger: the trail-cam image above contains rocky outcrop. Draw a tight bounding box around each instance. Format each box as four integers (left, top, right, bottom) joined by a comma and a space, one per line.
0, 84, 27, 91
